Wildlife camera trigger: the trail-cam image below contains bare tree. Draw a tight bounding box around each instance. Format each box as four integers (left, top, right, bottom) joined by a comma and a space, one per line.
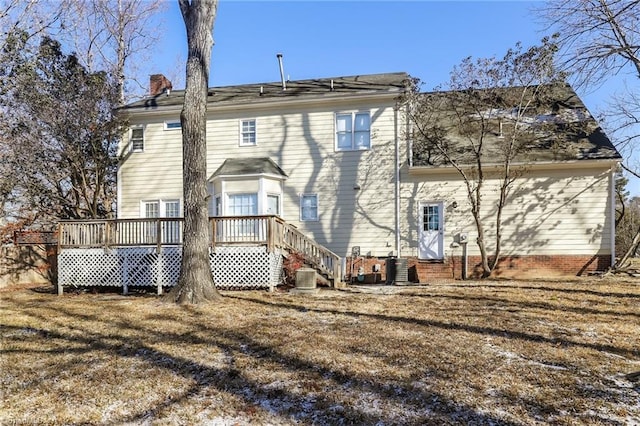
404, 38, 566, 277
1, 0, 68, 51
63, 0, 166, 103
538, 1, 640, 267
538, 0, 640, 87
170, 0, 221, 304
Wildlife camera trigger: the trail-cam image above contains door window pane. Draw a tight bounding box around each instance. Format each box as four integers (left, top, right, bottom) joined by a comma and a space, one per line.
423, 205, 440, 231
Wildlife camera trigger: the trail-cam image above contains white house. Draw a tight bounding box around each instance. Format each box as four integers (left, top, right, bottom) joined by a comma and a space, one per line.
110, 72, 620, 284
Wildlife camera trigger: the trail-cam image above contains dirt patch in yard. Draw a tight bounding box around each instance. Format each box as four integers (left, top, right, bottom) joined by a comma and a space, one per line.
1, 277, 639, 425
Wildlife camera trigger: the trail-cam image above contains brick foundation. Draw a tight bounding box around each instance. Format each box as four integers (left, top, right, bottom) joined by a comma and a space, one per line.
346, 254, 611, 284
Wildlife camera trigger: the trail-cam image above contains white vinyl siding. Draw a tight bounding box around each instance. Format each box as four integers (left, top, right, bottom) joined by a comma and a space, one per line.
400, 167, 614, 258
118, 101, 400, 257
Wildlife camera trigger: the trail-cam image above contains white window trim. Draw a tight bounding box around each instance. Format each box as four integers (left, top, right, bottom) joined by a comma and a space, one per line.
266, 193, 281, 216
140, 199, 181, 217
130, 126, 145, 153
300, 193, 319, 222
335, 111, 371, 152
239, 118, 257, 146
226, 192, 258, 216
164, 120, 182, 130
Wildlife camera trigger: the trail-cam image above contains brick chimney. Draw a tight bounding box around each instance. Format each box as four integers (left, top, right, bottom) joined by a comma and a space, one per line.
149, 74, 173, 96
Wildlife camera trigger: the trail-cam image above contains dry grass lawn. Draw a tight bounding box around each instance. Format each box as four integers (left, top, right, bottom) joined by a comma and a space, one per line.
1, 278, 639, 425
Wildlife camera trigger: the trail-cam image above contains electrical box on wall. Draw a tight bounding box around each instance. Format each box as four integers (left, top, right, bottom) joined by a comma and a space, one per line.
373, 264, 381, 272
458, 232, 468, 243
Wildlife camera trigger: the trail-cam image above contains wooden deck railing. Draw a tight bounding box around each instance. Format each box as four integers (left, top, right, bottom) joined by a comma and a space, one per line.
58, 216, 343, 282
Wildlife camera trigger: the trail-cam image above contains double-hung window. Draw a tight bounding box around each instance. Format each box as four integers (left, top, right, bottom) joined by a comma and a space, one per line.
267, 194, 280, 216
240, 119, 256, 146
163, 200, 181, 243
131, 127, 144, 152
228, 193, 258, 238
300, 194, 318, 221
142, 200, 181, 243
143, 201, 159, 242
336, 112, 370, 151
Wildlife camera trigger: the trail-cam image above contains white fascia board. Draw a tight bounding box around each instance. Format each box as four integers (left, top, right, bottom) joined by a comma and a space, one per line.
121, 91, 402, 119
208, 173, 288, 183
408, 158, 620, 176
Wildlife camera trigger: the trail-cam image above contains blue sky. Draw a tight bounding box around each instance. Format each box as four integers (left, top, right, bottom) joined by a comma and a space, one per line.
149, 0, 636, 194
154, 1, 546, 89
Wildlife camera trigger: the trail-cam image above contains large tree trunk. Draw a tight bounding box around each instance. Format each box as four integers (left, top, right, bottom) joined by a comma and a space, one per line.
171, 0, 221, 304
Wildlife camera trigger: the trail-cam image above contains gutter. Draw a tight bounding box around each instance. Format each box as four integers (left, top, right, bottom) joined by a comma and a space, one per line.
408, 158, 621, 175
119, 91, 404, 117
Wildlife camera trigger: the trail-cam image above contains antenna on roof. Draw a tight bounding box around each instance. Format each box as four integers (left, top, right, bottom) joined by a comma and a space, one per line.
276, 53, 286, 91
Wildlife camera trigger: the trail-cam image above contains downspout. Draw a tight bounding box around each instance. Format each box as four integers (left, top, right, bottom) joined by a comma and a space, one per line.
394, 105, 401, 257
610, 164, 616, 267
116, 138, 123, 219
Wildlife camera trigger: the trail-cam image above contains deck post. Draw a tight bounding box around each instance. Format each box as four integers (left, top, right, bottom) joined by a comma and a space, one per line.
156, 220, 162, 254
104, 221, 110, 249
156, 248, 163, 296
267, 216, 274, 252
57, 223, 63, 254
211, 219, 216, 249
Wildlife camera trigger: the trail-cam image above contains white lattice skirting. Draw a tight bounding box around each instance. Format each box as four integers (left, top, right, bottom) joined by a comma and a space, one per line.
58, 246, 283, 291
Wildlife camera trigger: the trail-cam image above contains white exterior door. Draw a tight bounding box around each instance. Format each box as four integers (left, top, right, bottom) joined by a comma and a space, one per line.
419, 202, 444, 260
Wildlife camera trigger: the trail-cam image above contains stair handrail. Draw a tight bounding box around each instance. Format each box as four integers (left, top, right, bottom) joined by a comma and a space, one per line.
275, 218, 342, 282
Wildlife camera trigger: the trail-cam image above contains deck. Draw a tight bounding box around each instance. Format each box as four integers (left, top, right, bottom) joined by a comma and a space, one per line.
57, 216, 342, 294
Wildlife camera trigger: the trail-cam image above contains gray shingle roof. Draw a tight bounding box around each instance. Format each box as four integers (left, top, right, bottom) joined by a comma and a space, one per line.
411, 84, 621, 166
210, 157, 288, 179
121, 72, 409, 110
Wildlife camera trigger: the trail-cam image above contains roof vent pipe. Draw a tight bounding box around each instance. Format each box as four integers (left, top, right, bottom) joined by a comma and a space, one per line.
276, 53, 286, 91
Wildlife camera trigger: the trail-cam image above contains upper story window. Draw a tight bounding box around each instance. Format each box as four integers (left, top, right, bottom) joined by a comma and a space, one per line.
131, 127, 144, 152
300, 194, 319, 221
336, 112, 370, 151
164, 120, 181, 130
240, 119, 256, 146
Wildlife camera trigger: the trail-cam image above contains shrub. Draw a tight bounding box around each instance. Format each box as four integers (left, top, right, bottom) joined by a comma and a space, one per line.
282, 251, 306, 287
